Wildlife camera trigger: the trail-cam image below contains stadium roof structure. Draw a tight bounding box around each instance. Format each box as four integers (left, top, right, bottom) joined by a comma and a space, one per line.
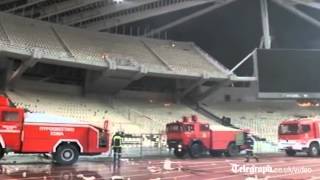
1, 0, 319, 99
1, 0, 318, 33
0, 12, 234, 99
0, 0, 235, 31
0, 0, 319, 74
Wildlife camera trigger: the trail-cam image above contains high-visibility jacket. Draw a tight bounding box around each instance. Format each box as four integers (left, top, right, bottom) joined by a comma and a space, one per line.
112, 135, 123, 148
244, 136, 254, 151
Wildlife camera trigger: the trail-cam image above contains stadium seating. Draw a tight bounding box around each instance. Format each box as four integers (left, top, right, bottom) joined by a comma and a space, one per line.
113, 97, 235, 132
7, 88, 235, 134
0, 12, 228, 79
0, 14, 68, 58
205, 101, 320, 143
144, 39, 224, 76
54, 26, 169, 71
9, 88, 316, 145
7, 89, 143, 134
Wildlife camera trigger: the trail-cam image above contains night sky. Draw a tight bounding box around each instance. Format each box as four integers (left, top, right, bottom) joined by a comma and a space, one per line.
121, 0, 320, 76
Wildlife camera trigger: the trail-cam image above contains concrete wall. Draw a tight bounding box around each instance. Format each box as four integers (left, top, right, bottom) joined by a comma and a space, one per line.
203, 85, 258, 104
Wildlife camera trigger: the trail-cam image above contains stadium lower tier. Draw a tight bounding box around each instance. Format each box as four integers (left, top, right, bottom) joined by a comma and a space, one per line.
6, 89, 228, 134
205, 101, 320, 143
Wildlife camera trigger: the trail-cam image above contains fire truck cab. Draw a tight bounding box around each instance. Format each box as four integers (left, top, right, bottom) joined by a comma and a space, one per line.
0, 95, 110, 165
166, 115, 243, 158
278, 118, 320, 157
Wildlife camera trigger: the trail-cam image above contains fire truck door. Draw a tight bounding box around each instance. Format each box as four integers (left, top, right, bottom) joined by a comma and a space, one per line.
200, 124, 211, 149
0, 108, 23, 150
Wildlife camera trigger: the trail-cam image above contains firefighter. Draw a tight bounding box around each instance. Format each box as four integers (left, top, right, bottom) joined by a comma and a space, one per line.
111, 131, 124, 166
244, 131, 259, 162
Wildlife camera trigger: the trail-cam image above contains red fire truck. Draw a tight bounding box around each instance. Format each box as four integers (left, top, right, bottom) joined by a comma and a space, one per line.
166, 115, 243, 158
0, 95, 110, 165
278, 117, 320, 157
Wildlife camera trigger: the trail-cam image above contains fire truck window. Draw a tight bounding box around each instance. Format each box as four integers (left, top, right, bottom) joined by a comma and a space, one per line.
279, 124, 298, 135
2, 111, 19, 122
301, 125, 310, 133
184, 125, 194, 132
167, 124, 181, 132
200, 124, 210, 131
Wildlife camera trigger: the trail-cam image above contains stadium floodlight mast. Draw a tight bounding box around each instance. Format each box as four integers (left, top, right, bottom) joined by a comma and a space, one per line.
113, 0, 123, 3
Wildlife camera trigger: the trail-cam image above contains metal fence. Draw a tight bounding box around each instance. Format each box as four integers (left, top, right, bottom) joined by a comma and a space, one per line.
117, 133, 279, 158
121, 133, 170, 158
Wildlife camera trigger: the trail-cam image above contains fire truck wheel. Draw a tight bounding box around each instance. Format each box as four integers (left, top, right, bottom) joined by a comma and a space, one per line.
308, 143, 319, 157
54, 144, 79, 165
285, 149, 296, 156
209, 150, 223, 157
189, 143, 202, 158
174, 149, 186, 158
225, 143, 239, 157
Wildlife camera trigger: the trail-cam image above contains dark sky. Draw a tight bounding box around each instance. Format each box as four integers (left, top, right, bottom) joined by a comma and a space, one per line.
165, 0, 261, 76
269, 2, 320, 49
121, 0, 320, 76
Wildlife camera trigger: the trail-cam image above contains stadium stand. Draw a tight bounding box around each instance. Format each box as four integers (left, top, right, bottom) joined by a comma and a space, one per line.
0, 13, 68, 58
7, 89, 143, 134
205, 101, 320, 143
54, 26, 168, 71
0, 12, 228, 79
6, 88, 235, 134
114, 97, 235, 131
143, 39, 226, 77
0, 12, 246, 155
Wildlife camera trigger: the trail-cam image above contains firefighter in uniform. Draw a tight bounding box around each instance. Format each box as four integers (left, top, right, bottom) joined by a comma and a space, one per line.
111, 132, 123, 166
244, 131, 259, 162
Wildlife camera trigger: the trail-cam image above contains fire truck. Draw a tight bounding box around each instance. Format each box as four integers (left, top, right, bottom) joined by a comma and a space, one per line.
0, 95, 110, 165
166, 115, 244, 158
278, 117, 320, 157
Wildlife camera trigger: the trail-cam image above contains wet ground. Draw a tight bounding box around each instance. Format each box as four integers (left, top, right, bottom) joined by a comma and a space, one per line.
0, 154, 320, 180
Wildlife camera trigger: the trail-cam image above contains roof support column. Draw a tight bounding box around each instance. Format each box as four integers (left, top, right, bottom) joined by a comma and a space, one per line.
260, 0, 271, 49
272, 0, 320, 30
8, 49, 40, 85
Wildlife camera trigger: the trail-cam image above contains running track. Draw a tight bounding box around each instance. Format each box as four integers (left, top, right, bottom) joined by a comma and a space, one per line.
0, 154, 319, 180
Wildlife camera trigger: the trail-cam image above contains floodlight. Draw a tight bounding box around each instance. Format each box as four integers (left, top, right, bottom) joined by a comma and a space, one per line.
113, 0, 123, 3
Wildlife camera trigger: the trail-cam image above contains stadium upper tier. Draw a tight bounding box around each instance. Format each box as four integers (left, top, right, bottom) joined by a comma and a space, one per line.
206, 102, 320, 143
0, 12, 229, 79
